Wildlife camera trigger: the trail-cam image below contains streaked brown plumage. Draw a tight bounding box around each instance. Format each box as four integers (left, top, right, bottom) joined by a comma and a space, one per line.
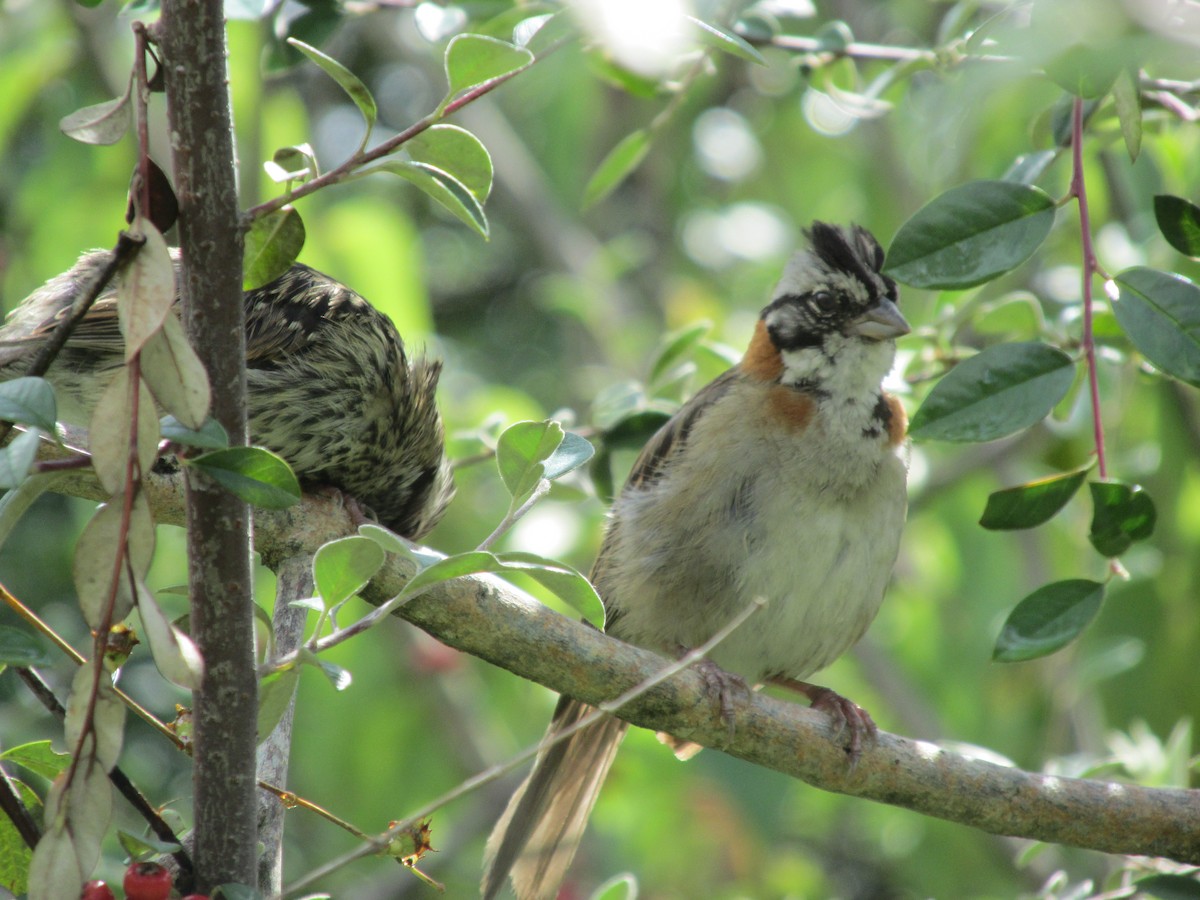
0, 250, 454, 539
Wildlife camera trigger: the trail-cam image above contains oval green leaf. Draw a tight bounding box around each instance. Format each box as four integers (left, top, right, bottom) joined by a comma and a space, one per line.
186, 446, 301, 509
496, 419, 565, 499
993, 579, 1105, 662
0, 740, 71, 780
884, 180, 1055, 289
444, 33, 534, 98
373, 160, 488, 237
406, 124, 493, 203
979, 469, 1087, 530
257, 666, 300, 742
496, 551, 604, 627
314, 535, 386, 607
1153, 195, 1200, 258
909, 342, 1076, 442
288, 38, 377, 148
402, 549, 502, 597
160, 415, 230, 450
1134, 874, 1200, 900
0, 377, 57, 431
1088, 481, 1156, 557
583, 129, 651, 210
244, 207, 306, 290
1112, 267, 1200, 387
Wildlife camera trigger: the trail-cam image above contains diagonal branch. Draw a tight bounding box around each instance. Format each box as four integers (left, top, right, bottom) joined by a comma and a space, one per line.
21, 437, 1200, 867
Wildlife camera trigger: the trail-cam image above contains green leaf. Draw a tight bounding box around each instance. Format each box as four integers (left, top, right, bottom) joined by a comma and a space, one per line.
1134, 874, 1200, 900
116, 830, 182, 860
583, 129, 651, 210
496, 419, 565, 500
186, 446, 302, 509
1089, 481, 1156, 557
1112, 267, 1200, 387
1112, 66, 1142, 162
243, 207, 306, 290
884, 180, 1056, 289
688, 16, 766, 65
265, 3, 342, 71
971, 293, 1045, 340
257, 666, 300, 742
443, 34, 533, 99
0, 625, 53, 667
495, 551, 604, 627
405, 124, 493, 202
649, 322, 710, 387
1044, 43, 1122, 99
59, 77, 132, 145
402, 549, 502, 597
119, 218, 175, 359
0, 428, 43, 490
287, 38, 377, 150
160, 415, 230, 450
1001, 151, 1056, 186
313, 536, 386, 607
140, 312, 211, 429
136, 582, 204, 689
590, 409, 674, 503
980, 469, 1088, 530
311, 656, 352, 691
909, 342, 1076, 442
370, 160, 488, 237
993, 579, 1106, 662
544, 431, 594, 480
0, 377, 57, 431
265, 143, 319, 184
1153, 195, 1200, 258
589, 873, 639, 900
0, 776, 36, 893
0, 740, 71, 780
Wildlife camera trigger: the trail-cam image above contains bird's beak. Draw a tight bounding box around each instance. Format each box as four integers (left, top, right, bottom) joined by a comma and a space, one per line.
849, 298, 909, 340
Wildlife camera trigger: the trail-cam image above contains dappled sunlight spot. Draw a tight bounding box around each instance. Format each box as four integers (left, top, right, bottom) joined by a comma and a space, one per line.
801, 87, 857, 136
568, 0, 693, 77
508, 502, 584, 558
693, 108, 762, 181
915, 740, 943, 761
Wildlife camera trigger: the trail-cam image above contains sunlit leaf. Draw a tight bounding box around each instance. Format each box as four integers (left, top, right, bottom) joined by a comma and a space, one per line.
368, 160, 488, 237
979, 469, 1087, 530
1112, 66, 1142, 162
65, 664, 126, 771
443, 34, 533, 99
885, 180, 1055, 289
313, 535, 386, 607
1088, 481, 1156, 557
405, 124, 493, 202
402, 550, 501, 597
72, 491, 155, 630
186, 446, 301, 509
1112, 267, 1200, 387
496, 419, 564, 500
993, 579, 1105, 662
1044, 43, 1122, 99
0, 740, 71, 780
243, 207, 306, 290
909, 342, 1076, 442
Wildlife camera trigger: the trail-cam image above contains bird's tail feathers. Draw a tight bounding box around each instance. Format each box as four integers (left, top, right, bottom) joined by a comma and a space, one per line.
482, 696, 628, 900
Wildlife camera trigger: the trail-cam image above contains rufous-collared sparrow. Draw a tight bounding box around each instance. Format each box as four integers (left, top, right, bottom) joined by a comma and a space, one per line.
0, 251, 454, 539
483, 221, 910, 900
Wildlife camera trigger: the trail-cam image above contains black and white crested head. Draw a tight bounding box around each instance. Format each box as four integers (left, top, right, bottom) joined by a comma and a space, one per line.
758, 222, 909, 394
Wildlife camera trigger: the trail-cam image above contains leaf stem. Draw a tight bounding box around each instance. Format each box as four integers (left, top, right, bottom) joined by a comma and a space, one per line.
1068, 97, 1108, 482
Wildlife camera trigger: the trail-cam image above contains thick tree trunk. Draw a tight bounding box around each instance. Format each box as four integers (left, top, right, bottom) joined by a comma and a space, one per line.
158, 2, 257, 890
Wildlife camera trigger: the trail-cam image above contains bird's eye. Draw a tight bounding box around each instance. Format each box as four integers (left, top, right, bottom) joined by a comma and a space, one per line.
809, 291, 838, 316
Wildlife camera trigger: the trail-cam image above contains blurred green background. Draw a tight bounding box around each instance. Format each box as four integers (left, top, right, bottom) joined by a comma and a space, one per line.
1, 1, 1199, 897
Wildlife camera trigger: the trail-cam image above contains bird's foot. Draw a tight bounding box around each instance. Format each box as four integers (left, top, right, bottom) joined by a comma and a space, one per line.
768, 677, 876, 763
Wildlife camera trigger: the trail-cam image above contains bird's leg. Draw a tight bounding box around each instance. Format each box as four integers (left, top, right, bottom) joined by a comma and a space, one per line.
311, 484, 373, 529
655, 651, 751, 759
768, 676, 876, 761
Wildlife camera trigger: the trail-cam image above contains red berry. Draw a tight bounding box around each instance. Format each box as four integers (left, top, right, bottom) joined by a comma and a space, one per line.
81, 881, 116, 900
123, 861, 173, 900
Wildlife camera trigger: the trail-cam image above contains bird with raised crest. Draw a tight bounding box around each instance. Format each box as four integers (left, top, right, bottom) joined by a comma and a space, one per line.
483, 222, 910, 900
0, 250, 454, 540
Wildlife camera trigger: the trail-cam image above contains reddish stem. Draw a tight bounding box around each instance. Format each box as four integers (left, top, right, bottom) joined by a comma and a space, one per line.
1068, 97, 1108, 481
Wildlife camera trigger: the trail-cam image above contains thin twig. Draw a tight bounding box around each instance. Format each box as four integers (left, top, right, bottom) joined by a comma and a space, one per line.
273, 597, 766, 899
